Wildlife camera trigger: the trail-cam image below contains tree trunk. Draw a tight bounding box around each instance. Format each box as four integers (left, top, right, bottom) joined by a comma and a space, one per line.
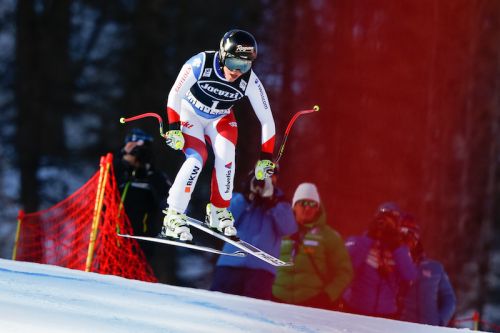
15, 1, 71, 212
15, 1, 41, 212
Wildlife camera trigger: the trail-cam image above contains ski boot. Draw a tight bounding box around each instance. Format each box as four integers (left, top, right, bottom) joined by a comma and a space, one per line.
159, 208, 193, 242
205, 203, 237, 237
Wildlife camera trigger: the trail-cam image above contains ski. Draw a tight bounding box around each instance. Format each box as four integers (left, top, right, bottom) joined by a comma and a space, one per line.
185, 217, 293, 267
117, 233, 246, 257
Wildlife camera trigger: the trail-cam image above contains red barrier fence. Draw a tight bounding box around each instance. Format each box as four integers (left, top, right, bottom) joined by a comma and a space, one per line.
452, 311, 500, 332
12, 153, 157, 283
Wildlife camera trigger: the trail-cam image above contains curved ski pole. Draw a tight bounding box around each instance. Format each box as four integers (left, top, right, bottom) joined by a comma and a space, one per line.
120, 105, 319, 163
274, 105, 320, 164
119, 113, 166, 138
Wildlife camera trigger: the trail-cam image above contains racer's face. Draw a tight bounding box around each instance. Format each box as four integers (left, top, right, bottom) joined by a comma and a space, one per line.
223, 66, 243, 82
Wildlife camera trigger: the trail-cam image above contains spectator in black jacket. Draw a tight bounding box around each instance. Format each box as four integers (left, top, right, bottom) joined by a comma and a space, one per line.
114, 128, 176, 284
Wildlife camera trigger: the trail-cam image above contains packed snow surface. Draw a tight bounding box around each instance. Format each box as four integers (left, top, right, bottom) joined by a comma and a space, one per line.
0, 258, 481, 333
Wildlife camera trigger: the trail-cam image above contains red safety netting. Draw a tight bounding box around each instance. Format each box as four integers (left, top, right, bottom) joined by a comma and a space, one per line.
452, 311, 500, 332
13, 153, 157, 283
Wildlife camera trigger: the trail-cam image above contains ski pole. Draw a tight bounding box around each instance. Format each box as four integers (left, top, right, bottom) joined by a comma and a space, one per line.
119, 113, 166, 138
274, 105, 319, 164
120, 105, 319, 163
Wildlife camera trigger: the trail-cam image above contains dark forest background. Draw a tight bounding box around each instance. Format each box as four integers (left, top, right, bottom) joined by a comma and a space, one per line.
1, 0, 500, 327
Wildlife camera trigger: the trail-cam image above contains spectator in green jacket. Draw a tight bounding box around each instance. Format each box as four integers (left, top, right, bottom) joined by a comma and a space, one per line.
272, 182, 353, 310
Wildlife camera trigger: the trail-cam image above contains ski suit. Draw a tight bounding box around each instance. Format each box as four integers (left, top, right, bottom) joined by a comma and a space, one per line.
165, 51, 275, 212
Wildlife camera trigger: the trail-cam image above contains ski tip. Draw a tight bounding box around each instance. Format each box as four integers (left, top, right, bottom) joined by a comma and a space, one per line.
313, 105, 320, 112
119, 117, 125, 124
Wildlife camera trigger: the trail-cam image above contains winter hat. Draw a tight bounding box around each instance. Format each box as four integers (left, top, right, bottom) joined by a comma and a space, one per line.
292, 183, 320, 206
376, 201, 401, 214
124, 128, 154, 144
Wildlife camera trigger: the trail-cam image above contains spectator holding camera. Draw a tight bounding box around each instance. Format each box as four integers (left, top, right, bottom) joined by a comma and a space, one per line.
341, 202, 417, 319
398, 213, 456, 326
114, 128, 175, 283
210, 169, 296, 300
273, 183, 353, 310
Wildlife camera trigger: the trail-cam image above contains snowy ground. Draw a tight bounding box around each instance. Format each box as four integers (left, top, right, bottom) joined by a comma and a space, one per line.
0, 258, 483, 333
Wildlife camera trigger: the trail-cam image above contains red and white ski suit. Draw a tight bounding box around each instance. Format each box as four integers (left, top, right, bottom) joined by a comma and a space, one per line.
166, 51, 275, 212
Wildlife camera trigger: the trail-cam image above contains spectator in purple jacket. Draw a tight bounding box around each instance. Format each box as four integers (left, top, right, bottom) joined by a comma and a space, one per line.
341, 202, 417, 319
398, 214, 456, 326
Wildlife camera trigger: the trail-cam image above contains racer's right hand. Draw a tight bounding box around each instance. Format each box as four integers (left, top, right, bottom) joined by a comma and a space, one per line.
255, 159, 275, 180
165, 130, 185, 150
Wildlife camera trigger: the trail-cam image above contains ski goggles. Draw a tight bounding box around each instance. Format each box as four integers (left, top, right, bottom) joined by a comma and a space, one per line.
224, 57, 252, 73
297, 200, 319, 208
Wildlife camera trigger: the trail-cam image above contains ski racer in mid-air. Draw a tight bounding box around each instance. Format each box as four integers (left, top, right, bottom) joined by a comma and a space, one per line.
160, 29, 276, 242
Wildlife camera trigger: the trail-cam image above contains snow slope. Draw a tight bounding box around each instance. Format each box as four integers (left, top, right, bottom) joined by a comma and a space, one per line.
0, 258, 481, 333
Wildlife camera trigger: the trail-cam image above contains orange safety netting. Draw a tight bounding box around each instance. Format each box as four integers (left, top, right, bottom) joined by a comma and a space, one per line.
13, 153, 157, 283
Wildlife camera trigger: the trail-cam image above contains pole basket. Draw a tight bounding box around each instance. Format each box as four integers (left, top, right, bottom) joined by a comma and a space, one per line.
13, 153, 157, 283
